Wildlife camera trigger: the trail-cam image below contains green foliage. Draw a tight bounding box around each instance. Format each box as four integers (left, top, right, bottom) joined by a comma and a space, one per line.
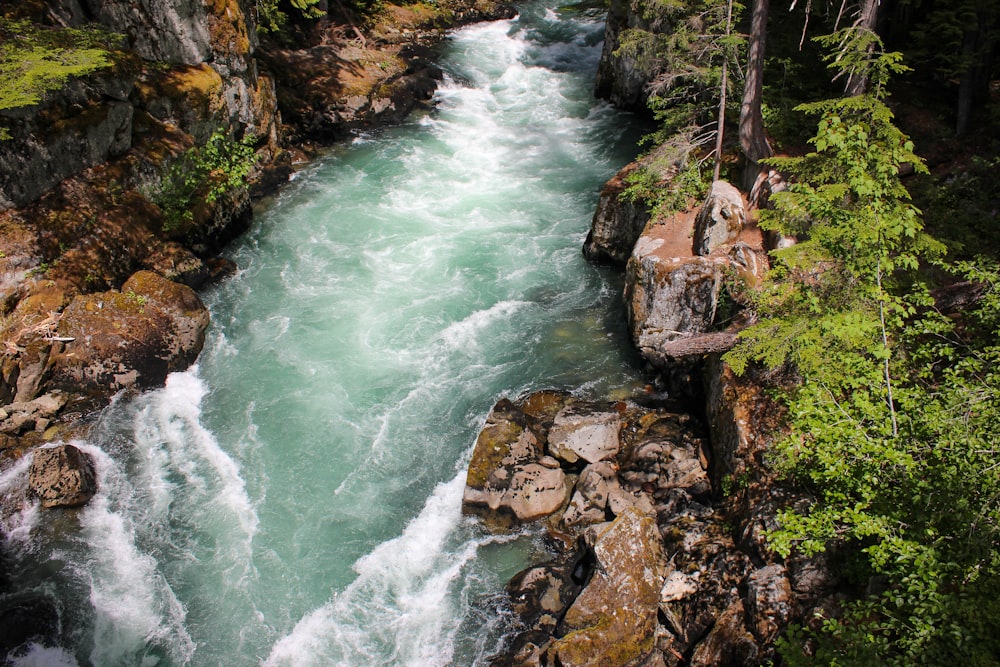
150, 131, 258, 231
723, 33, 1000, 664
0, 18, 121, 138
621, 137, 713, 216
615, 0, 745, 140
256, 0, 326, 34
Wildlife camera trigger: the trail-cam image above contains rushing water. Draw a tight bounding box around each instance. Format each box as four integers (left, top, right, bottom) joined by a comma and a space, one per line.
1, 3, 650, 665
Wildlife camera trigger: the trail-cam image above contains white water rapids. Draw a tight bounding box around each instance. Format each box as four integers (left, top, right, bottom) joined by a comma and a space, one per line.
0, 3, 649, 664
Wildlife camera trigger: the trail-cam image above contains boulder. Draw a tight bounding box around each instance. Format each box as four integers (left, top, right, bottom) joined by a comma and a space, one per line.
0, 393, 69, 437
743, 564, 794, 644
563, 461, 619, 528
462, 399, 568, 528
28, 443, 97, 508
625, 245, 729, 364
547, 406, 622, 465
142, 242, 211, 289
693, 181, 745, 256
688, 600, 760, 667
47, 271, 210, 397
552, 507, 667, 667
583, 163, 651, 266
507, 549, 586, 635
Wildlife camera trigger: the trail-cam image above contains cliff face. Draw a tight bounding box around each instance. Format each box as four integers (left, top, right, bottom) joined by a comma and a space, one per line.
593, 0, 658, 112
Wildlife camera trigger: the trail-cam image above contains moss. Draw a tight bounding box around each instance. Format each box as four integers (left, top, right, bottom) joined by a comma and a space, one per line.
465, 420, 523, 489
553, 614, 655, 667
0, 18, 123, 114
139, 63, 225, 118
207, 0, 252, 58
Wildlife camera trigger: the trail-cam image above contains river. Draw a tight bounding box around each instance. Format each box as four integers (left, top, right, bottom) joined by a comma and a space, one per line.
2, 3, 648, 664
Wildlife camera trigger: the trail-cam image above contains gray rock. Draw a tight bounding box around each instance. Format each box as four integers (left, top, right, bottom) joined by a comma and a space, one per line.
548, 406, 622, 464
552, 507, 667, 667
744, 564, 794, 644
693, 181, 745, 256
625, 252, 728, 363
28, 444, 97, 509
80, 0, 213, 65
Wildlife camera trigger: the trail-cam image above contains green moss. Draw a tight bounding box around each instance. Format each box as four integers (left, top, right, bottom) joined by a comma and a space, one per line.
465, 420, 522, 488
554, 614, 655, 667
0, 18, 122, 113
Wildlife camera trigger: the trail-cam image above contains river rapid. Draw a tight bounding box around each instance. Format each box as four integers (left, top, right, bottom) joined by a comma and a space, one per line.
2, 3, 649, 665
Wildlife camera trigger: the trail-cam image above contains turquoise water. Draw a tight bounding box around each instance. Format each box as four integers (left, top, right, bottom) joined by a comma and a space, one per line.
1, 3, 648, 665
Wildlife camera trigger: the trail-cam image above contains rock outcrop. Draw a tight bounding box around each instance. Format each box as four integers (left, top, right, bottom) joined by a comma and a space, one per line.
28, 443, 97, 508
594, 0, 656, 111
693, 181, 746, 256
474, 374, 839, 666
583, 163, 651, 266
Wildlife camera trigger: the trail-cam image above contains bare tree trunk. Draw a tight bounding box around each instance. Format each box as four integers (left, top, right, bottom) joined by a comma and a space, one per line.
955, 18, 990, 136
739, 0, 771, 192
713, 0, 734, 182
845, 0, 880, 96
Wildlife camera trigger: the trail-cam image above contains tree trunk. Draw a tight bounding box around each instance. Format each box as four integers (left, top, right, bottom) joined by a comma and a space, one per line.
713, 0, 734, 182
739, 0, 771, 192
845, 0, 881, 96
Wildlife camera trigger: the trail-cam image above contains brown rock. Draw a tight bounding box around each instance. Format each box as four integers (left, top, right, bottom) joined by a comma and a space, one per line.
552, 507, 666, 667
28, 443, 97, 508
743, 564, 794, 644
688, 600, 760, 667
47, 270, 209, 397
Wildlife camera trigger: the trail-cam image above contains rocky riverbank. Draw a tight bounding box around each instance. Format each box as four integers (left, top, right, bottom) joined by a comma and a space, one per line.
460, 0, 846, 660
463, 172, 840, 664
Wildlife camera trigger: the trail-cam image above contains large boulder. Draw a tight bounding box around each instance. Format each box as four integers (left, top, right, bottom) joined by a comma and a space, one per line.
551, 507, 667, 667
625, 236, 768, 368
547, 405, 622, 465
625, 241, 729, 358
692, 181, 746, 256
462, 399, 569, 528
46, 271, 209, 398
28, 443, 97, 508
